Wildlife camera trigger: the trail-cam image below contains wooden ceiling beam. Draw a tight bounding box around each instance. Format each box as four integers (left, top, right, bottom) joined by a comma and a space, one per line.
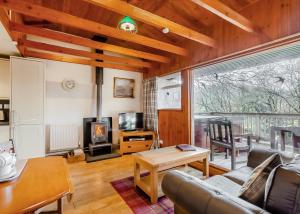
83, 0, 217, 47
24, 49, 143, 73
0, 0, 187, 56
0, 8, 25, 55
20, 39, 152, 68
10, 22, 170, 63
190, 0, 256, 33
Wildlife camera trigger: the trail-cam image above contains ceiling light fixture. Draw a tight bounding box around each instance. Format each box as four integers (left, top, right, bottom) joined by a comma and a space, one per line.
162, 27, 169, 34
118, 16, 138, 34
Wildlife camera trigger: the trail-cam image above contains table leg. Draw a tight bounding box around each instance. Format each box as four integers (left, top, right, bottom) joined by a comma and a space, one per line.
57, 198, 62, 214
203, 154, 209, 178
280, 131, 286, 151
150, 169, 158, 204
133, 160, 140, 188
39, 198, 63, 214
270, 128, 276, 149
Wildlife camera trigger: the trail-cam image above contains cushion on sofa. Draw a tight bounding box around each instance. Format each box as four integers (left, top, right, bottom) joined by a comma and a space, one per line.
239, 153, 282, 207
206, 175, 241, 196
247, 149, 279, 168
223, 166, 253, 185
264, 163, 300, 214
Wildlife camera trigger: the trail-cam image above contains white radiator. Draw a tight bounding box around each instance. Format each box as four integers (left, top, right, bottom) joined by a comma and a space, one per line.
49, 125, 79, 151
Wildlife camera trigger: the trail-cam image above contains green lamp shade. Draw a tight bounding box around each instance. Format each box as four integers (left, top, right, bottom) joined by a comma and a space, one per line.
118, 16, 138, 33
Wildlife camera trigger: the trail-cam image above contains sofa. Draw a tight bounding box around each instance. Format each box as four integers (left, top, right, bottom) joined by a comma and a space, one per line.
162, 148, 300, 214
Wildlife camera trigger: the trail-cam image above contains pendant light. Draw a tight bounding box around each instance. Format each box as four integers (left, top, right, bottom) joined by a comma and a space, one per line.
118, 16, 138, 33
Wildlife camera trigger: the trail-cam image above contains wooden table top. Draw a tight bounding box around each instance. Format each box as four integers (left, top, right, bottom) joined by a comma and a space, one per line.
0, 156, 73, 214
133, 146, 210, 170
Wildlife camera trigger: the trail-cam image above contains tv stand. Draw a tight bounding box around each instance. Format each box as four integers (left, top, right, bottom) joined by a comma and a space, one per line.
119, 130, 155, 155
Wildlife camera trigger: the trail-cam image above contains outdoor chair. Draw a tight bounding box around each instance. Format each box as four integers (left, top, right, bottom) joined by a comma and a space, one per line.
208, 119, 252, 170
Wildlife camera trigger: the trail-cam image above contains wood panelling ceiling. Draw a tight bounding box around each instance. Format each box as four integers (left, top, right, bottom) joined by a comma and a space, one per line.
0, 0, 267, 72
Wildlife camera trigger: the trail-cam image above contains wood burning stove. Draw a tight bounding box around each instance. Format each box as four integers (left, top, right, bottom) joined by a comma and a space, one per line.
91, 122, 108, 144
89, 120, 111, 156
83, 117, 112, 150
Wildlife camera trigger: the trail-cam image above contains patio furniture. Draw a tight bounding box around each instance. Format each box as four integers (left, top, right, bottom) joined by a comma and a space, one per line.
208, 120, 251, 170
293, 134, 300, 153
270, 126, 300, 152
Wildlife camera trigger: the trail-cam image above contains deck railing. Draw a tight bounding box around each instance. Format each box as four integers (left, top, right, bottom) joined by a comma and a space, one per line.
194, 112, 300, 141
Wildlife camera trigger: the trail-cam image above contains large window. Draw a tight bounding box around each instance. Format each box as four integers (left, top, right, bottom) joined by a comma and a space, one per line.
192, 45, 300, 169
194, 58, 300, 114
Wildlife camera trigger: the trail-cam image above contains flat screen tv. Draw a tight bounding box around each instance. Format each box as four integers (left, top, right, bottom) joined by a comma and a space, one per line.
119, 112, 143, 131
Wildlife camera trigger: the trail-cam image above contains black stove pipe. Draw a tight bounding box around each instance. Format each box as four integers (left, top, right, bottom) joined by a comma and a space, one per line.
93, 36, 107, 121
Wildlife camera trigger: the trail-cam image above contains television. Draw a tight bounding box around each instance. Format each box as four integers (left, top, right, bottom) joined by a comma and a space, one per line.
119, 112, 143, 131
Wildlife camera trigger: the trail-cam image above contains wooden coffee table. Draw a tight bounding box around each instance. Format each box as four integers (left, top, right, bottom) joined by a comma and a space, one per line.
133, 146, 210, 203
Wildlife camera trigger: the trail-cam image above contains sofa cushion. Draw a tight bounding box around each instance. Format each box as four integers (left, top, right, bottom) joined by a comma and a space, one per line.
264, 163, 300, 214
224, 166, 253, 185
247, 149, 279, 168
239, 153, 282, 207
206, 175, 241, 196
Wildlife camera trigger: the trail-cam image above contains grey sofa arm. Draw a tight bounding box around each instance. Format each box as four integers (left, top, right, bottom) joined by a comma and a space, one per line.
247, 148, 279, 168
162, 170, 269, 214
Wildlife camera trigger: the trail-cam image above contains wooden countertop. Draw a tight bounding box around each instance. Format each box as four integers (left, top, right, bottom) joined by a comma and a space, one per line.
0, 156, 73, 214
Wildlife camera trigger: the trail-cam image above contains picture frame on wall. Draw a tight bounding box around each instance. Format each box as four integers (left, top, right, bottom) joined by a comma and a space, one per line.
113, 77, 135, 98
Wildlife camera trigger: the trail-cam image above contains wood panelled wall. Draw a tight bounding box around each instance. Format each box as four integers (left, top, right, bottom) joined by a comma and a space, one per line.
158, 69, 191, 147
147, 0, 300, 147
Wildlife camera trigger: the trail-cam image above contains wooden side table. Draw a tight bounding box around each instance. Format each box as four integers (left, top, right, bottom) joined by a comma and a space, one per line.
0, 157, 73, 214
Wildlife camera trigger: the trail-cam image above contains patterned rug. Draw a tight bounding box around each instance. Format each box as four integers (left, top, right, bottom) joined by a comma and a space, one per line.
111, 175, 174, 214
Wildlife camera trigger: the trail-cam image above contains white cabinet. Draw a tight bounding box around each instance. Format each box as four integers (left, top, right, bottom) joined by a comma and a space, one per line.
10, 57, 45, 159
11, 58, 44, 125
13, 125, 45, 159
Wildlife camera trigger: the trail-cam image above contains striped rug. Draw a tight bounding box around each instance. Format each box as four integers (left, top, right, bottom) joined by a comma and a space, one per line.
111, 175, 173, 214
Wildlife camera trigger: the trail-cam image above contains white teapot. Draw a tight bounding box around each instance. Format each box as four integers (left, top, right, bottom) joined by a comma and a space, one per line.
0, 152, 16, 178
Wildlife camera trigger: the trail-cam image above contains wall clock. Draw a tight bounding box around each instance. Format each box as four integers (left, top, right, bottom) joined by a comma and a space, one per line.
62, 79, 76, 91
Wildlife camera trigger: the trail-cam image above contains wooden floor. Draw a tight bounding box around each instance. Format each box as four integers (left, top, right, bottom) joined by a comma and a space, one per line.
63, 155, 135, 214
61, 154, 205, 214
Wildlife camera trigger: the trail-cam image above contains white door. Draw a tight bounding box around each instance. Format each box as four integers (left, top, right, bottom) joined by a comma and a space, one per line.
11, 57, 44, 125
14, 125, 45, 159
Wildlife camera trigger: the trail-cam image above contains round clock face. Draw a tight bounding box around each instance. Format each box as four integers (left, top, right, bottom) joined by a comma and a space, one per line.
62, 79, 76, 91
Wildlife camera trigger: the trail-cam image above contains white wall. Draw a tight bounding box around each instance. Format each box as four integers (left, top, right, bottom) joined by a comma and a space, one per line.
0, 59, 10, 143
45, 63, 143, 145
102, 68, 142, 143
45, 62, 142, 145
45, 60, 96, 147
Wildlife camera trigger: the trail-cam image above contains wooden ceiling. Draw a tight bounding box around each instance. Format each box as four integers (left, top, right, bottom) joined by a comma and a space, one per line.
0, 0, 261, 72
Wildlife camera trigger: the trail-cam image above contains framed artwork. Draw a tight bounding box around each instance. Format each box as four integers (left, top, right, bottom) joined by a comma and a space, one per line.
113, 77, 135, 98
